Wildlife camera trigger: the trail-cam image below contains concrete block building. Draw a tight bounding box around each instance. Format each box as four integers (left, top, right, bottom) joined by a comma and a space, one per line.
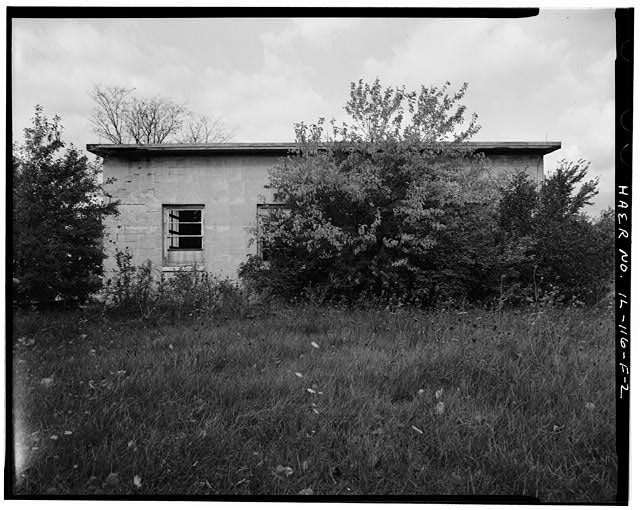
87, 141, 561, 279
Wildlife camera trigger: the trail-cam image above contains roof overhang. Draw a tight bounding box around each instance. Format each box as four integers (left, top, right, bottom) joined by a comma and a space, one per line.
86, 141, 561, 158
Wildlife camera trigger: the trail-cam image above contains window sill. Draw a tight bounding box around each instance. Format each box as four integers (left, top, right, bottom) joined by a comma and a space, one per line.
162, 265, 206, 272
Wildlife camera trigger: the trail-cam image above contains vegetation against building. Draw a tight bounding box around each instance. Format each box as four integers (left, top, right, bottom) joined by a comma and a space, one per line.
240, 79, 614, 307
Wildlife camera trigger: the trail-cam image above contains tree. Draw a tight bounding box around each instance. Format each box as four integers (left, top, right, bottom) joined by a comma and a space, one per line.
537, 159, 598, 220
13, 106, 119, 306
498, 160, 613, 305
241, 78, 493, 305
89, 85, 132, 144
498, 170, 537, 237
242, 79, 613, 307
125, 95, 186, 144
89, 84, 232, 144
180, 112, 234, 143
343, 78, 480, 143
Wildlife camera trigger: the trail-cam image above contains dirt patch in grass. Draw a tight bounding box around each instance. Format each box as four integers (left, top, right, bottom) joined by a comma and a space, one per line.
9, 305, 616, 500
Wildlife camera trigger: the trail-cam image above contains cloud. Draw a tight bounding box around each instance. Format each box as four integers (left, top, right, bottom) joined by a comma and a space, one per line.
12, 19, 337, 145
12, 20, 165, 144
11, 13, 615, 214
260, 18, 360, 50
194, 65, 331, 141
357, 13, 615, 213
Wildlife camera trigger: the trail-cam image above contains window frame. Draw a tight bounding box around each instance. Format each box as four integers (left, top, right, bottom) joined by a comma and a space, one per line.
162, 204, 205, 267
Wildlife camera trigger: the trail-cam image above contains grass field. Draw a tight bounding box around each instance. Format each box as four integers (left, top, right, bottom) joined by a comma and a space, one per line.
10, 304, 616, 501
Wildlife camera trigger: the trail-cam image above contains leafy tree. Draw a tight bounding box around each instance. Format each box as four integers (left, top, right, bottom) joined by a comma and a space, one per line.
537, 159, 598, 219
498, 170, 537, 237
242, 78, 613, 308
13, 106, 119, 306
343, 79, 480, 143
498, 160, 613, 305
241, 78, 496, 305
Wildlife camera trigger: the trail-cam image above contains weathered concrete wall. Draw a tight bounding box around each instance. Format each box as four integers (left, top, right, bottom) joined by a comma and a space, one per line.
102, 151, 545, 279
482, 153, 545, 183
103, 153, 280, 279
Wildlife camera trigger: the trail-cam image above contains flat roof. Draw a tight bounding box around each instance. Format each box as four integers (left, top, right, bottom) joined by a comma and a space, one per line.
87, 141, 561, 157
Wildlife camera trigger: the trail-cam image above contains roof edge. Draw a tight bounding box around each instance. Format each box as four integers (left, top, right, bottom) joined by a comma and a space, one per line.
87, 141, 562, 157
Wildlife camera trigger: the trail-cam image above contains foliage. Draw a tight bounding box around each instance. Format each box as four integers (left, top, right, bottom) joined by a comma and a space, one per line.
241, 79, 613, 309
104, 248, 247, 320
12, 106, 119, 307
497, 161, 614, 306
89, 84, 232, 144
238, 254, 302, 301
342, 78, 480, 143
241, 78, 500, 305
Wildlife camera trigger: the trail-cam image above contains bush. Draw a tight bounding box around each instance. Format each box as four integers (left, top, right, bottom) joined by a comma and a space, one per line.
12, 106, 119, 307
105, 248, 248, 320
241, 79, 497, 307
497, 162, 614, 306
238, 254, 307, 303
239, 81, 612, 309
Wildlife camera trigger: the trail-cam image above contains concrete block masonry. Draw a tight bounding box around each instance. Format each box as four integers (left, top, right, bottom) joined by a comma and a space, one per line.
101, 153, 282, 278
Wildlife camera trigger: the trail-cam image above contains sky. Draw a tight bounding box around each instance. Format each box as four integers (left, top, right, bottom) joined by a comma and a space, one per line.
11, 10, 616, 214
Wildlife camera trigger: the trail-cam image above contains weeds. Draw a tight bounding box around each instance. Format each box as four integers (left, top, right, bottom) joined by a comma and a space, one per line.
103, 248, 250, 321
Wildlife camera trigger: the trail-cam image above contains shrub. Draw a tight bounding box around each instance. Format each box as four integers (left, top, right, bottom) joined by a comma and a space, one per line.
238, 254, 306, 303
12, 106, 119, 307
105, 248, 247, 320
240, 80, 613, 309
497, 161, 614, 306
241, 79, 498, 306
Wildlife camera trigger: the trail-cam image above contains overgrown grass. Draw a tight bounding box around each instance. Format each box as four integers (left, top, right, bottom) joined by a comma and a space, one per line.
11, 305, 616, 501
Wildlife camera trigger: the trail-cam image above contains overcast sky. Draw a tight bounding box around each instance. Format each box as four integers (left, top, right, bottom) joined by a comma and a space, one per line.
12, 10, 615, 214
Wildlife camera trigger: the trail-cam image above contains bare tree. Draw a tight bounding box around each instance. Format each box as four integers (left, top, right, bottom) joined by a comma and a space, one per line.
180, 112, 234, 143
89, 85, 133, 144
90, 84, 205, 144
125, 96, 187, 144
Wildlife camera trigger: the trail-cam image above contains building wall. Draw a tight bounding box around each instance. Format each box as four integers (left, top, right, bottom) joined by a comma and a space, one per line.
103, 153, 281, 279
102, 151, 545, 279
483, 153, 545, 183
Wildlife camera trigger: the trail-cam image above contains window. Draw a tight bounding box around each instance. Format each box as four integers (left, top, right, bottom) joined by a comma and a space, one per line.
167, 208, 203, 250
163, 205, 204, 268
